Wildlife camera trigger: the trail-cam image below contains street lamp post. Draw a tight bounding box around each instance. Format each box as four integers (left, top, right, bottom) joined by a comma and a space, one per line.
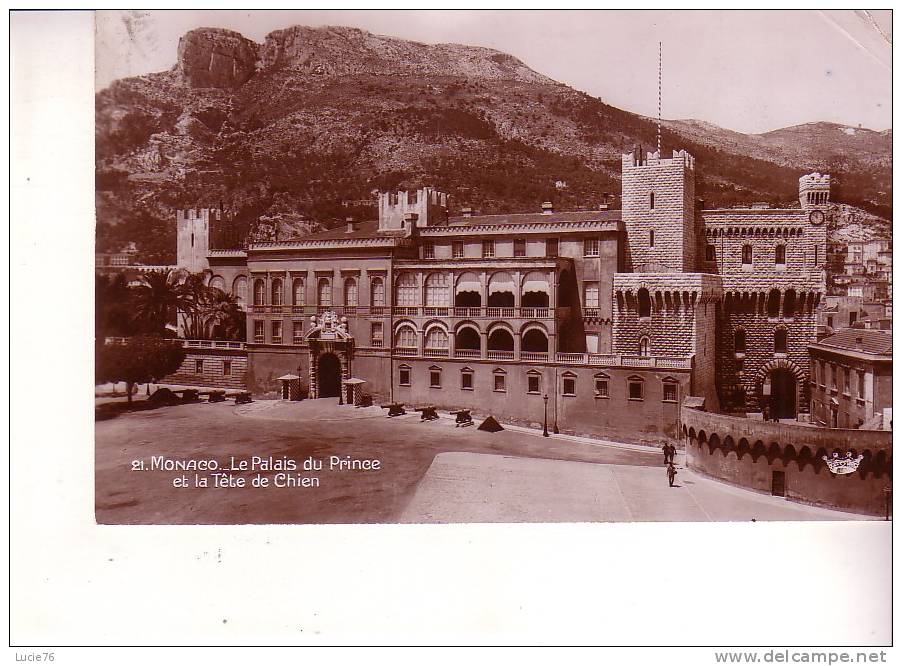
543, 394, 549, 437
553, 368, 560, 434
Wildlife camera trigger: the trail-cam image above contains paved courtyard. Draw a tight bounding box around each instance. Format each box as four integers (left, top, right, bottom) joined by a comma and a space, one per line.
95, 397, 868, 524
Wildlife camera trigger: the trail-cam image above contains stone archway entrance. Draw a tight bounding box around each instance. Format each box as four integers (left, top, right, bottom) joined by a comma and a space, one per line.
754, 358, 804, 419
305, 311, 354, 399
317, 353, 342, 398
768, 368, 797, 420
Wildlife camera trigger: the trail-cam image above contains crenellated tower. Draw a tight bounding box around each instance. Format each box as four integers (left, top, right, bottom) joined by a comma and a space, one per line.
377, 187, 448, 232
620, 148, 697, 273
176, 208, 223, 273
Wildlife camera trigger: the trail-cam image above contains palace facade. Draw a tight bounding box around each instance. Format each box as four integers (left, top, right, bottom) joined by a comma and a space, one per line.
174, 147, 829, 444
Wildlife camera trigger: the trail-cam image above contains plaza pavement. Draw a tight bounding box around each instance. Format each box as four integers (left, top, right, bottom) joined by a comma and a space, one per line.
95, 396, 869, 524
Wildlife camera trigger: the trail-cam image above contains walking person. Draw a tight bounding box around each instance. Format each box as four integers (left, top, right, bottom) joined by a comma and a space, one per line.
667, 461, 677, 487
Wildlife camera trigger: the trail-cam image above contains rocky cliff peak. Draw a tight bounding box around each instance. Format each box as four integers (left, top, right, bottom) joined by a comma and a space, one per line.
176, 27, 259, 89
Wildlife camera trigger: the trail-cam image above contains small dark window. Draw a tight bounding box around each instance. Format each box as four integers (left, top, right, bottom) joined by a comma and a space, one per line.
742, 245, 753, 265
705, 244, 716, 261
494, 373, 506, 392
514, 239, 526, 257
223, 360, 231, 376
399, 367, 411, 386
430, 370, 442, 388
649, 192, 655, 209
546, 238, 559, 258
734, 329, 746, 352
423, 242, 435, 259
629, 380, 644, 400
849, 311, 858, 326
775, 245, 786, 264
595, 378, 609, 398
461, 370, 474, 390
195, 359, 204, 374
562, 376, 576, 396
649, 229, 655, 247
527, 375, 540, 394
774, 328, 788, 353
663, 382, 677, 403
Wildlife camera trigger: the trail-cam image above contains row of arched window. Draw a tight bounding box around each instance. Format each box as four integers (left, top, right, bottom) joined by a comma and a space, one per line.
249, 277, 385, 308
392, 322, 550, 353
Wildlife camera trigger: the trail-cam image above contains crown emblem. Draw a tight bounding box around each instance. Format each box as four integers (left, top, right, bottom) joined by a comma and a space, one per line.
822, 451, 864, 475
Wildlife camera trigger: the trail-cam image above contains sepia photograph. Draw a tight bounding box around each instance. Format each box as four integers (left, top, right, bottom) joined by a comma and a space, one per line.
92, 9, 892, 526
9, 7, 894, 650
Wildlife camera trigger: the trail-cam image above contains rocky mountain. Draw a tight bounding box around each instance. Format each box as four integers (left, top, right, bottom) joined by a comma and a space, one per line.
95, 25, 892, 263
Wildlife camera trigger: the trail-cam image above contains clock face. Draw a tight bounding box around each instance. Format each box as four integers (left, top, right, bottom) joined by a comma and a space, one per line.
809, 210, 825, 225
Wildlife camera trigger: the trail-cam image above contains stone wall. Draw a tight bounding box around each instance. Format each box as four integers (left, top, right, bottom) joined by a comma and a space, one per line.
167, 348, 248, 389
683, 406, 892, 515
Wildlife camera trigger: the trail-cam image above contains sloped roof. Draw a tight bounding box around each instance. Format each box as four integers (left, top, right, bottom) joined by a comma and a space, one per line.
814, 329, 892, 356
446, 209, 621, 227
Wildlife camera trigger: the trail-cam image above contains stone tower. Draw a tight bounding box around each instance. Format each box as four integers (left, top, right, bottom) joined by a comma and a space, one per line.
377, 187, 448, 232
620, 148, 696, 273
799, 173, 831, 209
176, 208, 221, 273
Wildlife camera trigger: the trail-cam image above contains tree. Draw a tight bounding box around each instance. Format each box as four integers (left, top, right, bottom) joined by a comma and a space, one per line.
96, 336, 186, 404
96, 272, 137, 337
204, 289, 246, 341
131, 269, 187, 335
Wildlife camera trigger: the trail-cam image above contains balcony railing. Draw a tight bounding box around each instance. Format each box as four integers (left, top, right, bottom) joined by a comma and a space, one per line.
182, 339, 247, 350
371, 339, 384, 348
393, 347, 418, 356
486, 350, 515, 360
453, 349, 481, 358
393, 307, 420, 316
423, 306, 450, 316
424, 347, 450, 357
520, 351, 549, 362
486, 307, 516, 318
519, 307, 550, 318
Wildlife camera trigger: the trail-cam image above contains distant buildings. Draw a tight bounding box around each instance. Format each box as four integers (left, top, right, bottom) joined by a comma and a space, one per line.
809, 329, 892, 430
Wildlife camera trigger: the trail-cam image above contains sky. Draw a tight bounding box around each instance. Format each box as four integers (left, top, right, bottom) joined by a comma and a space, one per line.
95, 9, 892, 135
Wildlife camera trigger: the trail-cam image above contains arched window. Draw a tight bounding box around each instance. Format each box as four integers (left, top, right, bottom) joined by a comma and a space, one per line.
271, 279, 283, 306
775, 245, 786, 265
522, 328, 549, 353
292, 278, 305, 306
317, 278, 332, 306
487, 328, 514, 351
395, 273, 418, 307
638, 336, 650, 357
425, 273, 450, 307
424, 327, 449, 350
766, 289, 781, 317
783, 289, 796, 318
742, 245, 753, 265
774, 328, 788, 353
253, 279, 265, 306
637, 288, 652, 318
370, 277, 385, 307
455, 325, 481, 351
734, 328, 746, 353
209, 276, 225, 293
394, 325, 417, 349
344, 278, 358, 307
233, 276, 248, 306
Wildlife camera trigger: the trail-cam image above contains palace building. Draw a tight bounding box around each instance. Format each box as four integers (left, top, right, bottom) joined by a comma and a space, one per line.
173, 147, 829, 444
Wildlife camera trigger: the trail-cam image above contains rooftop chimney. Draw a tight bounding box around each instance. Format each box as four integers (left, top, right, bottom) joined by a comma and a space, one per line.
541, 201, 554, 215
461, 207, 473, 218
346, 217, 356, 233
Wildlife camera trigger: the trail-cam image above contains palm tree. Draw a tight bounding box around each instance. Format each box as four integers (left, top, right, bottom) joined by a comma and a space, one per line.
177, 272, 210, 339
131, 269, 187, 335
204, 290, 246, 341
